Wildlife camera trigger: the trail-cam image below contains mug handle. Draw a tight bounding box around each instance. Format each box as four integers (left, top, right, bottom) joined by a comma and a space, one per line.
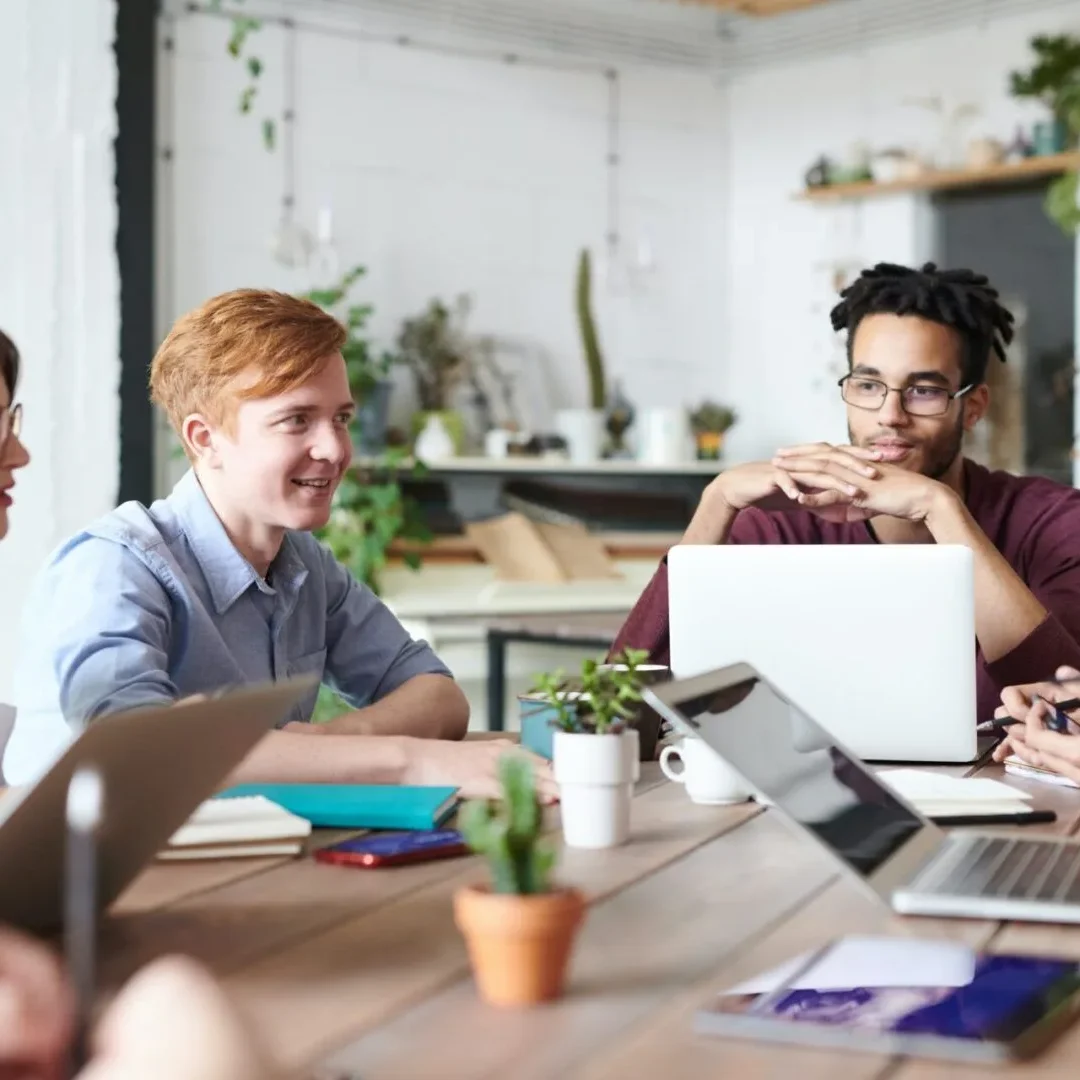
659, 745, 686, 784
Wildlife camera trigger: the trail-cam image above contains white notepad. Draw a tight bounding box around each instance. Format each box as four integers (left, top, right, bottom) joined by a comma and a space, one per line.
159, 795, 312, 861
875, 768, 1034, 817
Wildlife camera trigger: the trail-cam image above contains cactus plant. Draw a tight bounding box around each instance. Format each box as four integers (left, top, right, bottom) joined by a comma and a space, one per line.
575, 249, 607, 410
458, 755, 557, 895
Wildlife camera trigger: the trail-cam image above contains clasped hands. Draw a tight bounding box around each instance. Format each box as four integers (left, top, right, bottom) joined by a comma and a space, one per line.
727, 441, 946, 525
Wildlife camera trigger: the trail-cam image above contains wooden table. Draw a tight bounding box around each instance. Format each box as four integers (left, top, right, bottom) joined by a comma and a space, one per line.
102, 759, 1080, 1079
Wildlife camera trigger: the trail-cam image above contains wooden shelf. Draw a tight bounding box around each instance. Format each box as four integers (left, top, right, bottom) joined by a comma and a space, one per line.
795, 151, 1080, 203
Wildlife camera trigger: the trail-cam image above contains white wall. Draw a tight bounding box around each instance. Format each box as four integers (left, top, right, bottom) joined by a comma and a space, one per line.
0, 0, 120, 699
722, 3, 1080, 463
162, 13, 728, 457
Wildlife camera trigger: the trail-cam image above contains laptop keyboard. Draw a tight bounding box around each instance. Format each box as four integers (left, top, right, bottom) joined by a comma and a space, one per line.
919, 836, 1080, 904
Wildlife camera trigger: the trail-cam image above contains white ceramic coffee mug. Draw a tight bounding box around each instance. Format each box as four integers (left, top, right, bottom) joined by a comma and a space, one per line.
659, 738, 752, 806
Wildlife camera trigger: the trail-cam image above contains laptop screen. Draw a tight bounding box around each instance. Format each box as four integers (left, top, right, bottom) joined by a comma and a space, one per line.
657, 671, 926, 877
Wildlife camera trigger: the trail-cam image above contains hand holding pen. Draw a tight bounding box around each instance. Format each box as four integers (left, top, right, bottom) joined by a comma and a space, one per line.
990, 666, 1080, 785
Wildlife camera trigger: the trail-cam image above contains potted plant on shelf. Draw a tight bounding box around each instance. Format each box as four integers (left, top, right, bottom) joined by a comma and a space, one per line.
455, 754, 586, 1008
689, 400, 737, 460
1010, 34, 1080, 234
556, 248, 609, 462
528, 648, 651, 850
398, 296, 474, 456
303, 265, 398, 455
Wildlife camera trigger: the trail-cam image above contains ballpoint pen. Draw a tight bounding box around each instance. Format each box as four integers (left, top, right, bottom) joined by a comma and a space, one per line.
976, 698, 1080, 735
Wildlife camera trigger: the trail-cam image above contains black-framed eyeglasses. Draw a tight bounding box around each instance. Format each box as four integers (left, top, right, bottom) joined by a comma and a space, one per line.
838, 375, 973, 418
0, 403, 23, 448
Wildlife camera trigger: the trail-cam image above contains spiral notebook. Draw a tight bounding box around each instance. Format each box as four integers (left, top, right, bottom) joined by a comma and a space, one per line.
159, 795, 312, 861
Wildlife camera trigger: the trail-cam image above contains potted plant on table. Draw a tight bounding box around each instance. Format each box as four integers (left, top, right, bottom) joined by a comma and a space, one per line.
528, 648, 652, 850
689, 400, 737, 460
455, 754, 586, 1008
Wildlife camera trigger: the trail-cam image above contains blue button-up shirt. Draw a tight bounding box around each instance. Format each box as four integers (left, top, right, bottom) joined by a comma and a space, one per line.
5, 469, 450, 785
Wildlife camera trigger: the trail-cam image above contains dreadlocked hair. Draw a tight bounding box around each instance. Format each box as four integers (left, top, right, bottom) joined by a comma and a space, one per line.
0, 330, 18, 399
830, 262, 1015, 386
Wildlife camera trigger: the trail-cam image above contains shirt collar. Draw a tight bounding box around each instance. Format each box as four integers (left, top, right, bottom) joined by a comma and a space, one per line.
170, 469, 293, 615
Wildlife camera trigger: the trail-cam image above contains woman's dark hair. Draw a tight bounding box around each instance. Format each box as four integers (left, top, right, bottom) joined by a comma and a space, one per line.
830, 262, 1015, 386
0, 330, 18, 398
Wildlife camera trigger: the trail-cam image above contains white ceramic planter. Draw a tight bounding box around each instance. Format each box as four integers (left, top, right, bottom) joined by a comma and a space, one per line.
552, 730, 636, 849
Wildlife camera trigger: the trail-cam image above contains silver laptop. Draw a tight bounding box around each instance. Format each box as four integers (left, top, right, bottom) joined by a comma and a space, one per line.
0, 677, 316, 932
667, 544, 979, 763
645, 663, 1080, 924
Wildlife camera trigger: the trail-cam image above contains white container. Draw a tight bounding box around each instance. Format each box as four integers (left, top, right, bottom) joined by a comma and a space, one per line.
483, 427, 512, 459
415, 414, 455, 461
554, 408, 605, 463
638, 407, 689, 465
552, 730, 636, 849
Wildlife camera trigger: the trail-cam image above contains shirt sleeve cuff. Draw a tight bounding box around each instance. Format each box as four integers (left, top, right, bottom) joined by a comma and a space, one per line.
984, 612, 1080, 692
371, 641, 453, 700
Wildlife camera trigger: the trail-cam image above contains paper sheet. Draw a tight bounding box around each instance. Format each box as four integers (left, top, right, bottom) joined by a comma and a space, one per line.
727, 936, 978, 995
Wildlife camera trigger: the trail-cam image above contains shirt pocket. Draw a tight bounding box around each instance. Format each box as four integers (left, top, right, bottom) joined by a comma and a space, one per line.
283, 648, 327, 725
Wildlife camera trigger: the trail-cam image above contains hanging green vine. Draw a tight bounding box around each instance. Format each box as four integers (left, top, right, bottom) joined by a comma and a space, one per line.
209, 0, 275, 150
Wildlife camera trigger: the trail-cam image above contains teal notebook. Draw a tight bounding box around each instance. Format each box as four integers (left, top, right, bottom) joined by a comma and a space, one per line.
216, 784, 460, 830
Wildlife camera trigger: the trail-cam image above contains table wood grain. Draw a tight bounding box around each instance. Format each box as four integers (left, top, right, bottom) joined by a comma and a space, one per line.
98, 759, 1080, 1079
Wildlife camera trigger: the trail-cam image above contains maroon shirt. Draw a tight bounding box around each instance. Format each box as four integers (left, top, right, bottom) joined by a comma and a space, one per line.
612, 459, 1080, 722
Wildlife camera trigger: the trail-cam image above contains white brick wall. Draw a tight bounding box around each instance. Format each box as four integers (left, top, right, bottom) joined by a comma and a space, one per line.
161, 13, 729, 456
0, 0, 120, 700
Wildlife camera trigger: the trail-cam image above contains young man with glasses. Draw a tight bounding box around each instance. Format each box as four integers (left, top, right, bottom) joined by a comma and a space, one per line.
613, 262, 1080, 722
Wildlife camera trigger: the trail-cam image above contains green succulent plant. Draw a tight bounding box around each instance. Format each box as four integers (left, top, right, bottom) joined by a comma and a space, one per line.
689, 401, 738, 435
458, 755, 557, 895
529, 647, 650, 735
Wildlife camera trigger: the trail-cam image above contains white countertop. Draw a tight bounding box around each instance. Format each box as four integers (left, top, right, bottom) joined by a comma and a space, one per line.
359, 455, 723, 476
380, 560, 657, 619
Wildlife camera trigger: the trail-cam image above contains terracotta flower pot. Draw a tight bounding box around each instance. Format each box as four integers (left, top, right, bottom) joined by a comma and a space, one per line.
453, 885, 586, 1007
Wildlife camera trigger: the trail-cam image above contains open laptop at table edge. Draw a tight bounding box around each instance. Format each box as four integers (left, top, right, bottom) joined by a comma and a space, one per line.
666, 544, 980, 764
0, 675, 317, 933
643, 663, 1080, 926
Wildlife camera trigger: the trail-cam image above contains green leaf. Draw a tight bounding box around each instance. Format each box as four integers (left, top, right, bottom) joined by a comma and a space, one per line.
247, 56, 262, 78
239, 85, 257, 114
262, 118, 275, 151
306, 288, 345, 308
1046, 172, 1080, 235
